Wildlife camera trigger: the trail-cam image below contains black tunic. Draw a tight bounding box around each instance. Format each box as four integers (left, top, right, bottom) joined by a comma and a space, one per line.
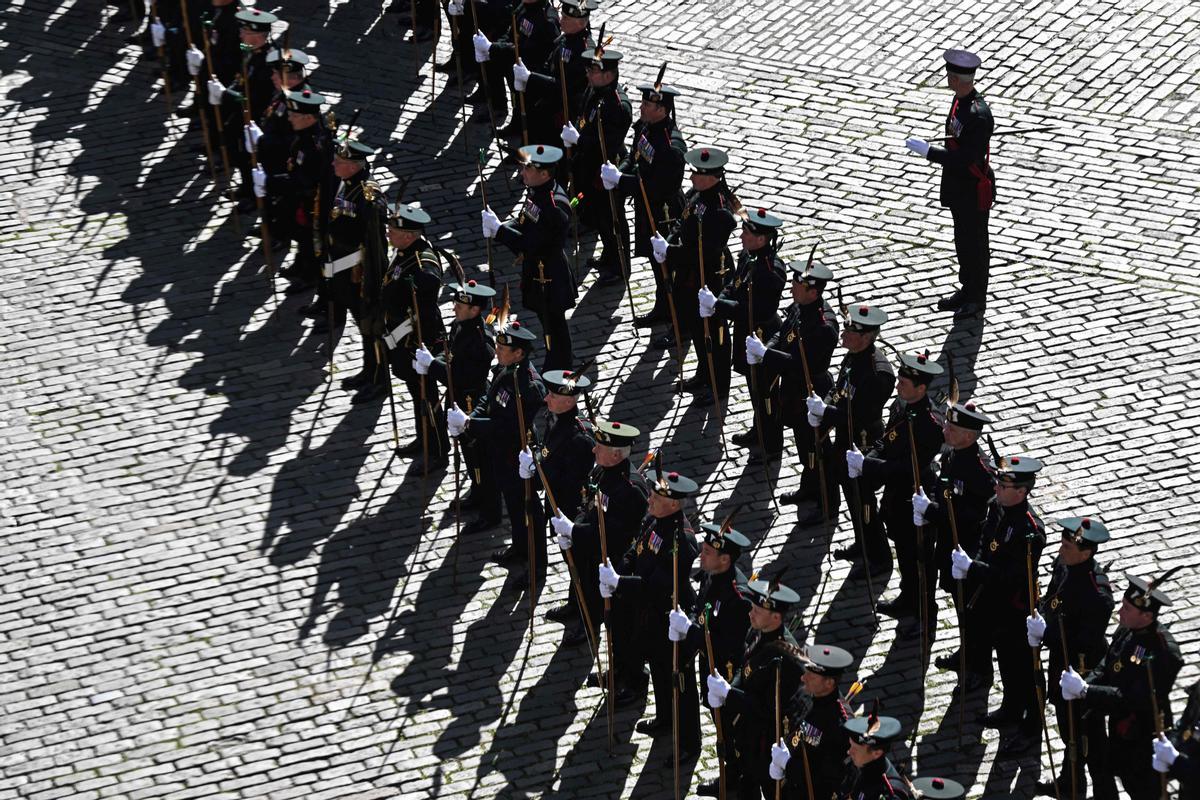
926, 88, 995, 211
616, 118, 687, 258
495, 180, 577, 314
427, 316, 495, 412
763, 300, 839, 426
819, 345, 895, 451
534, 408, 595, 520
711, 246, 787, 376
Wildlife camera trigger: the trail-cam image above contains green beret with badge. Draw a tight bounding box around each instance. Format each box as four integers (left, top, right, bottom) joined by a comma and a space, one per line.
235, 7, 276, 31
645, 468, 699, 500
742, 206, 784, 236
593, 419, 639, 447
449, 279, 495, 308
267, 47, 310, 73
1123, 566, 1182, 614
388, 201, 430, 230
843, 709, 903, 748
994, 454, 1042, 488
543, 368, 592, 396
495, 320, 538, 350
945, 401, 989, 431
843, 303, 888, 332
745, 578, 800, 613
684, 146, 728, 175
283, 87, 324, 114
1057, 516, 1110, 548
790, 261, 833, 287
897, 350, 944, 385
336, 136, 376, 163
518, 144, 563, 168
803, 643, 853, 678
699, 523, 750, 559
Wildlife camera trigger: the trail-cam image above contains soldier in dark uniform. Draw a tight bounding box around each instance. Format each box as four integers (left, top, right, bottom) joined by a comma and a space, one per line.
663, 147, 740, 406
904, 49, 995, 321
261, 88, 333, 315
851, 352, 944, 641
1060, 568, 1185, 800
551, 420, 650, 655
513, 0, 593, 158
447, 323, 546, 579
599, 75, 687, 295
706, 580, 804, 800
807, 304, 895, 579
317, 137, 390, 405
378, 201, 447, 465
470, 0, 560, 136
767, 644, 854, 800
192, 0, 239, 138
418, 280, 497, 505
207, 8, 278, 210
749, 260, 839, 508
950, 455, 1046, 756
561, 45, 632, 282
254, 47, 309, 185
600, 468, 702, 762
835, 712, 912, 800
523, 367, 595, 612
1152, 680, 1199, 795
1027, 516, 1115, 797
700, 207, 787, 455
919, 402, 996, 690
482, 144, 578, 371
667, 523, 753, 797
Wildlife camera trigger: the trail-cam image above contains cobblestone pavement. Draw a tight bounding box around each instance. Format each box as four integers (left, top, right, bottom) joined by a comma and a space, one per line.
3, 0, 1199, 796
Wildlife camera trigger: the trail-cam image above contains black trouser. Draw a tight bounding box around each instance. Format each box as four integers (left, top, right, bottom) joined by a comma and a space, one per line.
474, 452, 545, 583
537, 307, 573, 372
748, 368, 783, 453
821, 448, 892, 570
949, 204, 990, 304
967, 605, 1042, 731
684, 316, 731, 397
586, 188, 629, 272
402, 376, 446, 456
884, 493, 936, 629
649, 632, 701, 751
1049, 691, 1112, 799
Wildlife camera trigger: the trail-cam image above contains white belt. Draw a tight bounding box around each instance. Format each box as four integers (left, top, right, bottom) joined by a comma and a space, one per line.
322, 251, 359, 278
383, 318, 415, 350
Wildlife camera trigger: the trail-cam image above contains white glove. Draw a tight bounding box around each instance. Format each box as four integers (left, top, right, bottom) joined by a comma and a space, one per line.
251, 166, 267, 198
905, 137, 931, 157
447, 403, 469, 438
600, 162, 622, 190
950, 544, 971, 580
413, 345, 433, 375
447, 0, 464, 15
560, 123, 580, 147
806, 392, 826, 428
552, 511, 574, 550
1060, 667, 1088, 701
845, 444, 864, 479
706, 673, 730, 708
481, 207, 501, 238
650, 232, 668, 264
472, 31, 491, 62
1153, 735, 1178, 771
206, 77, 226, 106
150, 18, 166, 47
667, 609, 690, 642
1026, 611, 1047, 647
243, 121, 262, 153
598, 558, 620, 599
518, 446, 536, 480
745, 333, 767, 365
511, 59, 530, 92
186, 45, 204, 76
698, 286, 717, 319
769, 738, 790, 781
912, 487, 930, 526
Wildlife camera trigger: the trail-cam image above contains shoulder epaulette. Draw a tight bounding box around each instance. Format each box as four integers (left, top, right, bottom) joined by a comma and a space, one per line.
361, 180, 382, 201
